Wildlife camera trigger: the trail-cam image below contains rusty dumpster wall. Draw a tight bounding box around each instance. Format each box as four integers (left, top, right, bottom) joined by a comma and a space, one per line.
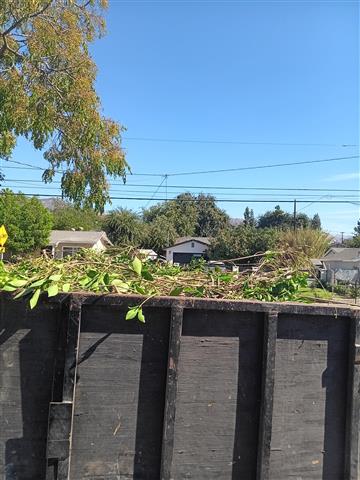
0, 294, 359, 480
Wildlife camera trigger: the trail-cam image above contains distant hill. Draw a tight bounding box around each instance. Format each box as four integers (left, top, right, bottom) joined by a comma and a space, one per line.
40, 197, 65, 211
230, 218, 243, 226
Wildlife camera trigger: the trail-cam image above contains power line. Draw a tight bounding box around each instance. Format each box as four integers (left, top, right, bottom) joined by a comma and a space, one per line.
3, 184, 360, 199
2, 178, 359, 193
143, 176, 167, 208
124, 136, 358, 148
165, 155, 360, 177
2, 154, 359, 178
1, 191, 358, 204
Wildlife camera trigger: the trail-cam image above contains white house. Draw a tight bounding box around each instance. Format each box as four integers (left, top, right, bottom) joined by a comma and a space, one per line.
47, 230, 113, 259
321, 247, 360, 270
316, 247, 360, 284
165, 237, 211, 264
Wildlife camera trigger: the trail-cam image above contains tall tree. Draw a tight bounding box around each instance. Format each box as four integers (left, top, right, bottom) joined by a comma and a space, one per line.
102, 208, 145, 246
0, 189, 52, 254
143, 193, 198, 237
243, 206, 256, 227
195, 194, 230, 237
310, 213, 321, 230
257, 205, 313, 230
209, 225, 279, 260
354, 219, 360, 236
143, 193, 230, 239
346, 219, 360, 247
142, 215, 177, 252
0, 0, 127, 210
51, 200, 102, 230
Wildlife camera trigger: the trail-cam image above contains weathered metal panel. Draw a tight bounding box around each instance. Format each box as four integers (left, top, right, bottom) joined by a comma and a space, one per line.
68, 304, 170, 479
0, 296, 62, 480
269, 314, 350, 480
170, 309, 264, 479
0, 293, 358, 480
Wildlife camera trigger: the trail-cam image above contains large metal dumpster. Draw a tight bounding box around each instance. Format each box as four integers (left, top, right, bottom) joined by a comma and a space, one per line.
0, 293, 359, 479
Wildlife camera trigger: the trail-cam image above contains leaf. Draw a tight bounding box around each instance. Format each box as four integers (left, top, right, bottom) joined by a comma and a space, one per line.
79, 276, 90, 286
103, 273, 110, 285
2, 284, 18, 292
126, 308, 138, 320
30, 289, 41, 309
132, 257, 142, 276
49, 274, 62, 282
135, 285, 146, 295
87, 269, 98, 278
137, 308, 145, 323
9, 278, 28, 287
62, 283, 71, 293
47, 283, 59, 297
169, 286, 183, 296
111, 279, 129, 292
141, 269, 154, 281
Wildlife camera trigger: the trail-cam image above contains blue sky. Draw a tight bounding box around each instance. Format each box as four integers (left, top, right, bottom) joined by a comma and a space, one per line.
5, 0, 360, 236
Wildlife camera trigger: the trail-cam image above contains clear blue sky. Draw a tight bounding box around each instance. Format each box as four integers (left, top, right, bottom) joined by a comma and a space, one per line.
6, 0, 360, 236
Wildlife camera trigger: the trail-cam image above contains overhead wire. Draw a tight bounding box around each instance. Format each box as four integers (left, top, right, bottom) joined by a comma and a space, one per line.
2, 178, 359, 192
2, 154, 359, 178
123, 136, 358, 147
1, 191, 357, 204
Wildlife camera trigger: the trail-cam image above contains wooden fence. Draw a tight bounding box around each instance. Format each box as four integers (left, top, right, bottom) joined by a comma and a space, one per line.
0, 293, 359, 479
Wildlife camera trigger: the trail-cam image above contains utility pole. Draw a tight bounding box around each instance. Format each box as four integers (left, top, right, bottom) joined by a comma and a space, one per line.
341, 231, 344, 244
293, 199, 297, 233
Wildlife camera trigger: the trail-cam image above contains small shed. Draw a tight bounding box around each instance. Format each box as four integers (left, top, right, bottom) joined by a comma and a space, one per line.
138, 249, 158, 261
47, 230, 112, 259
165, 237, 211, 264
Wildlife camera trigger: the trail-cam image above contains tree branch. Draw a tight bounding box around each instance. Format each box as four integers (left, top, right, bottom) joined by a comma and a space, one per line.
2, 1, 54, 37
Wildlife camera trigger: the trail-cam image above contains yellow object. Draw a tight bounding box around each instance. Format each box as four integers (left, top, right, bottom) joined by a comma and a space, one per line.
0, 225, 8, 247
0, 246, 5, 253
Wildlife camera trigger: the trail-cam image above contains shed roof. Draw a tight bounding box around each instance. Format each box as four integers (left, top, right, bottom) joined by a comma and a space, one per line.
322, 248, 360, 262
172, 236, 211, 247
49, 230, 112, 246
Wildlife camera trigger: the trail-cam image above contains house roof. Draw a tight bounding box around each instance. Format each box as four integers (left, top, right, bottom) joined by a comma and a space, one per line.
172, 236, 211, 247
321, 248, 360, 262
311, 258, 323, 267
49, 230, 112, 246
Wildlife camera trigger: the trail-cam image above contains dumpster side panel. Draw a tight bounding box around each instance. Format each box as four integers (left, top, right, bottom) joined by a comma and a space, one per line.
269, 314, 350, 480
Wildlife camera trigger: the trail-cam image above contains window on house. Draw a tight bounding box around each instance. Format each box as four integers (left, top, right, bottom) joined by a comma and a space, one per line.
62, 246, 81, 258
191, 242, 195, 248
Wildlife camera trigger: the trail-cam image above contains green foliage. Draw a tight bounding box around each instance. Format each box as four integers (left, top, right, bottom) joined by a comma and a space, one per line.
208, 225, 279, 260
311, 213, 321, 230
195, 194, 229, 237
242, 271, 308, 302
0, 0, 127, 210
103, 208, 145, 246
243, 207, 256, 227
354, 219, 360, 236
143, 193, 198, 237
142, 193, 230, 240
0, 189, 52, 254
257, 205, 315, 230
0, 247, 326, 322
346, 236, 360, 248
51, 200, 102, 230
142, 215, 177, 251
346, 219, 360, 247
257, 205, 293, 229
276, 228, 331, 260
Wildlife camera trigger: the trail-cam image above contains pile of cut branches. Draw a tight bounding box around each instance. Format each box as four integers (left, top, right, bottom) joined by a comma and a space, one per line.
0, 248, 314, 322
